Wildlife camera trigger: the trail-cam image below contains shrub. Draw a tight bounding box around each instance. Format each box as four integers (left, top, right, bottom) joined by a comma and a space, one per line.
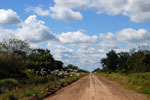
2, 94, 17, 100
0, 79, 19, 90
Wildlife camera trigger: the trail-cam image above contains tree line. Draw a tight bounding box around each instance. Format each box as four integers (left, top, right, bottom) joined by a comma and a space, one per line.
0, 39, 87, 79
100, 46, 150, 74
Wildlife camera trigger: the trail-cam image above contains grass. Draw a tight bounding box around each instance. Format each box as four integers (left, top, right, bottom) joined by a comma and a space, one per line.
0, 74, 85, 100
100, 72, 150, 99
0, 83, 46, 100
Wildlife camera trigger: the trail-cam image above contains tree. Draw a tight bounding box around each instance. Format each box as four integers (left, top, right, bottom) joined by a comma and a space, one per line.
106, 50, 119, 72
118, 52, 129, 74
127, 51, 145, 73
27, 48, 64, 73
101, 58, 107, 71
0, 39, 29, 78
0, 39, 30, 59
92, 68, 101, 73
141, 54, 150, 72
53, 60, 63, 70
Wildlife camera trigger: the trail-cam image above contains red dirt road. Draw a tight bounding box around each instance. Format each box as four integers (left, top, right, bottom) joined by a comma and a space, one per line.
44, 74, 146, 100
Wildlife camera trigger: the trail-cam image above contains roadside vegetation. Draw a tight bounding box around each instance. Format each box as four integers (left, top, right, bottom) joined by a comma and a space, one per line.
93, 45, 150, 98
101, 73, 150, 94
0, 39, 88, 100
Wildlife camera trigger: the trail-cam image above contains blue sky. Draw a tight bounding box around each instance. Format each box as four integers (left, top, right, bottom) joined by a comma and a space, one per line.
0, 0, 150, 71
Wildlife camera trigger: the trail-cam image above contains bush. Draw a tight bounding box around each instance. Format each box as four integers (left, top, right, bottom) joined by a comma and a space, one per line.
0, 79, 19, 90
2, 94, 17, 100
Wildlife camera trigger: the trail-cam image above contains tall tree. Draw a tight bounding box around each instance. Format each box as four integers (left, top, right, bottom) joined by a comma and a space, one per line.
118, 52, 129, 74
105, 50, 119, 72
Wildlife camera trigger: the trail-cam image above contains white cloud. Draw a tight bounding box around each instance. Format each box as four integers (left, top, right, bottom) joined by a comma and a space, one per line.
57, 30, 98, 44
16, 15, 56, 43
123, 0, 150, 22
52, 0, 150, 23
0, 9, 20, 26
117, 28, 150, 42
99, 32, 116, 41
47, 41, 104, 71
25, 0, 150, 22
50, 5, 82, 22
93, 0, 127, 15
26, 5, 83, 22
0, 28, 16, 41
0, 15, 57, 46
54, 0, 90, 9
100, 28, 150, 43
26, 7, 50, 16
99, 41, 119, 50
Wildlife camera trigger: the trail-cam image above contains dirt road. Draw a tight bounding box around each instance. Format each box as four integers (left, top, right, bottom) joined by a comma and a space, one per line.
44, 74, 146, 100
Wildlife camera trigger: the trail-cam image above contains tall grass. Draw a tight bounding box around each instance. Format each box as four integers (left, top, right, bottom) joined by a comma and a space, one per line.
0, 74, 85, 100
101, 72, 150, 97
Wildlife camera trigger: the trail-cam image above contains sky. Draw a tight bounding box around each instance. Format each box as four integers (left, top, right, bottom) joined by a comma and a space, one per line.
0, 0, 150, 71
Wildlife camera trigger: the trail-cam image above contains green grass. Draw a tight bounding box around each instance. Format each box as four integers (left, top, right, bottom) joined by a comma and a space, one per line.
0, 74, 85, 100
100, 72, 150, 98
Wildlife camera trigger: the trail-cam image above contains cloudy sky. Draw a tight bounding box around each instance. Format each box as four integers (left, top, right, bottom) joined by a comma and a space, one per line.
0, 0, 150, 71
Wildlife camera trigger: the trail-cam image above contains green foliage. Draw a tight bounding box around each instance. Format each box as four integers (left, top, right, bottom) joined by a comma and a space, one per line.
0, 74, 84, 100
0, 79, 19, 92
27, 49, 64, 74
0, 39, 86, 100
100, 47, 150, 74
101, 50, 119, 72
2, 94, 17, 100
0, 79, 19, 88
92, 68, 102, 73
101, 73, 150, 94
23, 88, 40, 97
0, 39, 29, 78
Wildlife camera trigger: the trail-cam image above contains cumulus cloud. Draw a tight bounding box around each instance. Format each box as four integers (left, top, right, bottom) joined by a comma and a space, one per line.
99, 32, 116, 41
51, 0, 150, 23
100, 28, 150, 43
26, 5, 82, 22
123, 0, 150, 22
26, 7, 50, 16
99, 41, 119, 50
50, 6, 82, 22
57, 30, 98, 44
0, 15, 57, 45
117, 28, 150, 42
0, 28, 16, 41
0, 9, 21, 26
16, 15, 56, 43
26, 0, 150, 22
54, 0, 90, 9
47, 41, 104, 71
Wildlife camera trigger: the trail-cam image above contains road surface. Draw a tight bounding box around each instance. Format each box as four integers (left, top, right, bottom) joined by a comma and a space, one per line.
44, 74, 146, 100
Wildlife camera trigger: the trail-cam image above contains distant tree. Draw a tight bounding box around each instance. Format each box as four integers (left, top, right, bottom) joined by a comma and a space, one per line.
0, 39, 30, 59
64, 64, 79, 72
92, 68, 101, 73
53, 60, 63, 70
141, 54, 150, 72
100, 47, 150, 74
27, 49, 55, 71
105, 50, 119, 72
101, 58, 107, 71
118, 52, 130, 74
0, 39, 29, 78
127, 51, 145, 73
